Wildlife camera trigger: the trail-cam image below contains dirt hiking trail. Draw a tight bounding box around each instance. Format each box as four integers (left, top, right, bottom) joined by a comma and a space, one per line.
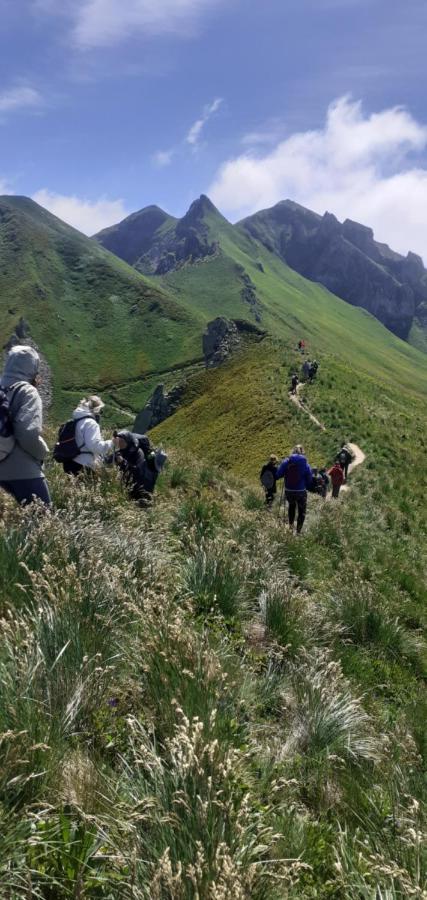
340, 442, 366, 492
289, 382, 326, 431
287, 384, 366, 491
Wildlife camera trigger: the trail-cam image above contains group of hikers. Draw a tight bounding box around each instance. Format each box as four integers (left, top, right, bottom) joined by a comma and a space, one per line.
290, 359, 319, 394
260, 443, 354, 533
0, 345, 166, 508
0, 344, 353, 532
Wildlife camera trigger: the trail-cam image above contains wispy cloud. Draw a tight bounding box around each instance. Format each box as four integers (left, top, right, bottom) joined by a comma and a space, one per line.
186, 97, 223, 147
36, 0, 229, 49
0, 85, 43, 115
209, 96, 427, 260
152, 97, 223, 167
32, 189, 129, 235
152, 149, 175, 168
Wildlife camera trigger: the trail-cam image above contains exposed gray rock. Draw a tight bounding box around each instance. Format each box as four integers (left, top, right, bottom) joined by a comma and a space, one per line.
203, 317, 241, 368
134, 382, 185, 433
238, 269, 262, 322
240, 200, 427, 341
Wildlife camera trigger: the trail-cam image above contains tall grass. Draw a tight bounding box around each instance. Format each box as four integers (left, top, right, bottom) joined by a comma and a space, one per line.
0, 452, 425, 898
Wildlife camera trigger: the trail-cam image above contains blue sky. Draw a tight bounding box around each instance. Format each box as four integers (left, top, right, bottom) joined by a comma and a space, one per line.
1, 0, 427, 257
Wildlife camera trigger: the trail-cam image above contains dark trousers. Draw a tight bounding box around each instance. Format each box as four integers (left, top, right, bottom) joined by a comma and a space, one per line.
285, 489, 307, 533
332, 483, 341, 498
0, 478, 51, 506
63, 460, 84, 476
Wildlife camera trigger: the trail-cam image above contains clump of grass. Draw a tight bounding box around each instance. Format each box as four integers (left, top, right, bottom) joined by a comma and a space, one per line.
173, 493, 224, 541
169, 465, 191, 489
184, 540, 244, 620
259, 573, 307, 656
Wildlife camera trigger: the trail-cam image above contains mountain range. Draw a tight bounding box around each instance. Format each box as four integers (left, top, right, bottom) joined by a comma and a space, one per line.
0, 192, 426, 437
96, 194, 427, 351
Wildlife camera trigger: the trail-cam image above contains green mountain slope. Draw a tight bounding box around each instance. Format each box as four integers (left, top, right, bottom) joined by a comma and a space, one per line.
96, 195, 427, 351
1, 194, 426, 432
0, 196, 203, 418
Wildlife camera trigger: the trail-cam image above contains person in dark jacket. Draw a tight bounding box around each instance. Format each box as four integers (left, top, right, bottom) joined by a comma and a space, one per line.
275, 444, 312, 533
338, 443, 354, 482
0, 345, 50, 505
114, 430, 160, 506
260, 454, 278, 506
290, 374, 299, 395
318, 467, 330, 498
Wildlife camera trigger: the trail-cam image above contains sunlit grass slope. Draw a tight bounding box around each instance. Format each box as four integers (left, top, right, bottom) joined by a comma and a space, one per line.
1, 195, 426, 428
0, 196, 203, 418
0, 419, 426, 896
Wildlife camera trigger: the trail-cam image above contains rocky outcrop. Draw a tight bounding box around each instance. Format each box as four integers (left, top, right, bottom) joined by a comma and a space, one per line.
134, 382, 185, 433
237, 267, 262, 322
240, 200, 427, 341
203, 317, 241, 368
96, 195, 221, 276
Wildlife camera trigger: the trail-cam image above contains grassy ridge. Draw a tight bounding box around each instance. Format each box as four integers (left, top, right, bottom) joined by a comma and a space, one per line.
0, 424, 425, 896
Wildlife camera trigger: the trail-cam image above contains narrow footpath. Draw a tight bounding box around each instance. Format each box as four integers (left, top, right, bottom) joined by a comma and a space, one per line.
289, 383, 326, 431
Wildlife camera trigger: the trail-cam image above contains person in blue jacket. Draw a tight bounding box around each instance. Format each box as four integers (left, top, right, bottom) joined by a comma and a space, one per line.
275, 444, 313, 534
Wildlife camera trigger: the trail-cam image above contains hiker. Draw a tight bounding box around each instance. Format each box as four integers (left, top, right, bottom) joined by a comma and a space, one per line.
302, 360, 311, 380
0, 345, 50, 505
338, 443, 354, 482
290, 373, 299, 395
318, 467, 330, 498
275, 444, 313, 534
308, 361, 318, 383
54, 396, 113, 475
328, 458, 345, 498
114, 430, 167, 505
260, 454, 278, 506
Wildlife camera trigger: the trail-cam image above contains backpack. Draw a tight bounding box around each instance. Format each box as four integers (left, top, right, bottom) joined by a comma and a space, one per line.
0, 388, 15, 462
0, 382, 25, 463
154, 448, 168, 473
53, 417, 92, 462
261, 469, 275, 491
339, 451, 347, 466
285, 460, 300, 490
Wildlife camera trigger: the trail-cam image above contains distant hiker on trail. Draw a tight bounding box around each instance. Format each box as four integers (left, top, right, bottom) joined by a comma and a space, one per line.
54, 396, 113, 475
0, 345, 50, 506
290, 373, 299, 395
308, 361, 319, 383
328, 459, 345, 498
302, 360, 311, 380
297, 339, 305, 352
276, 444, 313, 534
260, 454, 278, 506
318, 467, 330, 498
338, 443, 354, 482
309, 467, 329, 498
114, 430, 167, 506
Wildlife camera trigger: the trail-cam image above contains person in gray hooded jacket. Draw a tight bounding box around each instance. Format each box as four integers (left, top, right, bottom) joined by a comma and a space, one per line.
0, 345, 50, 505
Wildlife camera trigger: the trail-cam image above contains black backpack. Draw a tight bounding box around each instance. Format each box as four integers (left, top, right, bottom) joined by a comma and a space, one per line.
53, 417, 92, 462
0, 383, 26, 463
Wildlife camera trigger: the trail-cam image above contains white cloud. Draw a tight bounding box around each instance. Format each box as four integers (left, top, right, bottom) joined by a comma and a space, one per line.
57, 0, 226, 49
0, 85, 43, 114
152, 149, 174, 167
32, 189, 129, 235
209, 96, 427, 260
186, 97, 222, 147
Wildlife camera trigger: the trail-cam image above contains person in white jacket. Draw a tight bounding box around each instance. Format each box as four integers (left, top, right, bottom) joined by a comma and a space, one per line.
64, 396, 113, 475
